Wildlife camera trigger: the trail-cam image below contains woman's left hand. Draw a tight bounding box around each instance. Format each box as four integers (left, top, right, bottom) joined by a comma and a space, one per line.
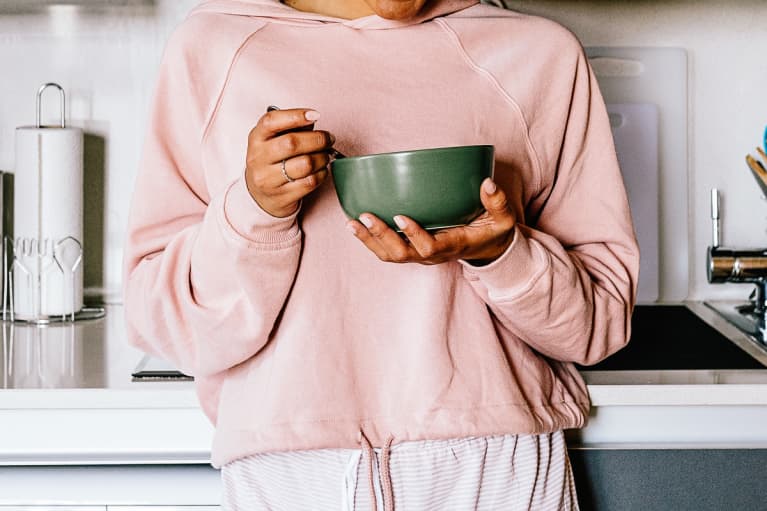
347, 178, 517, 266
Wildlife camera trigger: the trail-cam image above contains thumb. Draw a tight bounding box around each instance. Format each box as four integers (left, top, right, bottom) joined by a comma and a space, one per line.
480, 178, 512, 220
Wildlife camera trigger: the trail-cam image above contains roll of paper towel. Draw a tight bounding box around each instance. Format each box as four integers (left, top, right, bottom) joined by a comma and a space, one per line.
13, 126, 84, 319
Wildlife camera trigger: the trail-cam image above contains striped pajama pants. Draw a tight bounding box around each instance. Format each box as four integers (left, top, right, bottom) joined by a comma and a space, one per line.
222, 431, 579, 510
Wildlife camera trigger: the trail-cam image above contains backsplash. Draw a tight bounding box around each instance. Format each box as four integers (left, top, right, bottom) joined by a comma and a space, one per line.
0, 0, 198, 301
1, 0, 765, 303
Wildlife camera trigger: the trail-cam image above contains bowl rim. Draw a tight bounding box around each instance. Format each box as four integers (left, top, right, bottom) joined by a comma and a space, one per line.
332, 144, 494, 164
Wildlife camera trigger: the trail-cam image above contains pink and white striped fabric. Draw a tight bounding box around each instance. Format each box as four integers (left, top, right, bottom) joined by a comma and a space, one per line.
222, 432, 579, 510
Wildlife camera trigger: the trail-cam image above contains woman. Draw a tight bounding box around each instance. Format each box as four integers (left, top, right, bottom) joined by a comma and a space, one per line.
124, 0, 639, 508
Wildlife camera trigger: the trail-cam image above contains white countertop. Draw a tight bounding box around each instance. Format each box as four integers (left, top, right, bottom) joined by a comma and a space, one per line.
0, 306, 210, 465
1, 304, 766, 466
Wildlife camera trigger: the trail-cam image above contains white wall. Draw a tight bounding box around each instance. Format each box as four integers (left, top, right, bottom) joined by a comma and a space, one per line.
1, 0, 765, 303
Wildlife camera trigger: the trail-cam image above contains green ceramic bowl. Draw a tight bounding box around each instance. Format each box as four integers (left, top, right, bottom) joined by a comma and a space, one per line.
332, 145, 495, 230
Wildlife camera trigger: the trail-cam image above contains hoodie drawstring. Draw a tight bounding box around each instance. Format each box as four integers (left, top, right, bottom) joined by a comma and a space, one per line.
359, 430, 395, 511
380, 435, 394, 511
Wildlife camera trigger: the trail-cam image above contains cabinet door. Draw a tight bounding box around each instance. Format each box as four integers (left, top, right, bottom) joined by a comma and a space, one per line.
569, 448, 767, 510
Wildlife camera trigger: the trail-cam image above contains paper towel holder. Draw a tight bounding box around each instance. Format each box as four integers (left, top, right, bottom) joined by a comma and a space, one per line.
3, 82, 105, 326
36, 82, 66, 129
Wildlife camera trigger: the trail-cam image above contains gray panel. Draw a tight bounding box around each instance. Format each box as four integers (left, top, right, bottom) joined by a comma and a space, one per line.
569, 449, 767, 511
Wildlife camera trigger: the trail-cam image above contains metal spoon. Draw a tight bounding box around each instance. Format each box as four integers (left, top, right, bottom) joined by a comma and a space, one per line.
266, 105, 345, 159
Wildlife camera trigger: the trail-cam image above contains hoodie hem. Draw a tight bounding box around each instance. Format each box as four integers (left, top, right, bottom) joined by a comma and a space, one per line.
211, 399, 589, 468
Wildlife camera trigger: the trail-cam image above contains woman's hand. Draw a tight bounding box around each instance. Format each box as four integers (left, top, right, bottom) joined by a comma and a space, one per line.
245, 108, 336, 218
347, 178, 517, 266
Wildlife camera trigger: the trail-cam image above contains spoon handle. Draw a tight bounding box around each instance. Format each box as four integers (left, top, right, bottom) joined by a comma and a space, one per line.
265, 105, 313, 133
266, 105, 344, 159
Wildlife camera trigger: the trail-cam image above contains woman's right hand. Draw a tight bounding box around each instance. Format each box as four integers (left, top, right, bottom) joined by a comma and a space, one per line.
245, 108, 335, 218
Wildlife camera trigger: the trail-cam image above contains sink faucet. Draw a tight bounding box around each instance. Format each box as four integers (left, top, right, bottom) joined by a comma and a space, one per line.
705, 188, 767, 353
707, 188, 767, 314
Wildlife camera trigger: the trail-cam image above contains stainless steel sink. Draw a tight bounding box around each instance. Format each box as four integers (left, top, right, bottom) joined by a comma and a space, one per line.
693, 301, 767, 367
579, 303, 767, 372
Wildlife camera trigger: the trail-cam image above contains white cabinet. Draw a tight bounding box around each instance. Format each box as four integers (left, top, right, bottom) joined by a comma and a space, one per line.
0, 509, 222, 511
0, 508, 106, 511
108, 508, 220, 510
0, 466, 221, 506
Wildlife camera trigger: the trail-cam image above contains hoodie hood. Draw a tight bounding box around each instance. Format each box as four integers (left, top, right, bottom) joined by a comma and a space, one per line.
190, 0, 480, 30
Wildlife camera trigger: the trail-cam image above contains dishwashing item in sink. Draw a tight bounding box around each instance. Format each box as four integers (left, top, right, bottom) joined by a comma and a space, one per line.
756, 146, 767, 170
746, 152, 767, 198
331, 144, 494, 230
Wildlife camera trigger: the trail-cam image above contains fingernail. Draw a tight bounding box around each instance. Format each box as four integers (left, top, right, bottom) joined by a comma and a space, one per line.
305, 110, 321, 121
359, 215, 373, 229
346, 222, 358, 235
483, 179, 497, 194
393, 215, 407, 230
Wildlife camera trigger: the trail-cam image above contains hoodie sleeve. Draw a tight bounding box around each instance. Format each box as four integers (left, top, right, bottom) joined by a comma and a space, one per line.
459, 32, 639, 366
123, 15, 301, 377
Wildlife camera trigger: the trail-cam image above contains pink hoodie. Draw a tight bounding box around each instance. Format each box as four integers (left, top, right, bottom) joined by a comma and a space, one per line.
124, 0, 639, 468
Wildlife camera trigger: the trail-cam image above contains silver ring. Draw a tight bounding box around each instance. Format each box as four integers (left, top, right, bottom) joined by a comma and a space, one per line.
281, 159, 294, 183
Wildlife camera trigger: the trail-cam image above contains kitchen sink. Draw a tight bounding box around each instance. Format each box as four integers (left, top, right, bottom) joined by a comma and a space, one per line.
578, 304, 767, 371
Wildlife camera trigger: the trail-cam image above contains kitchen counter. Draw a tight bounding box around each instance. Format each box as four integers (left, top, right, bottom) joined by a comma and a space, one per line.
0, 306, 210, 466
1, 303, 767, 468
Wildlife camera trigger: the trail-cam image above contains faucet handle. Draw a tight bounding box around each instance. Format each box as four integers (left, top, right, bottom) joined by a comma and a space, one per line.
711, 188, 721, 248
